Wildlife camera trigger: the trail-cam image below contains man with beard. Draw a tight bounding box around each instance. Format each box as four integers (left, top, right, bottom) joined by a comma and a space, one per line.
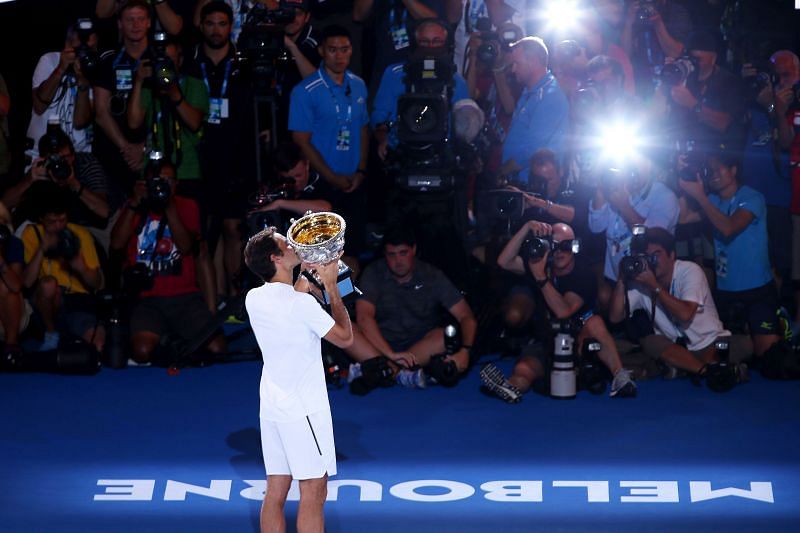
184, 1, 257, 302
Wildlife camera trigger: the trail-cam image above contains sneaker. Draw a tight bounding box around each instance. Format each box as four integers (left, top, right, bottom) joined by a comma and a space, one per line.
480, 364, 522, 403
610, 369, 637, 398
38, 331, 60, 352
396, 368, 426, 389
224, 314, 245, 325
347, 362, 363, 384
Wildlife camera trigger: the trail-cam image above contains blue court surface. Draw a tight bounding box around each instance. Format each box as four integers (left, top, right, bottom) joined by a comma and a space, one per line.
2, 353, 800, 533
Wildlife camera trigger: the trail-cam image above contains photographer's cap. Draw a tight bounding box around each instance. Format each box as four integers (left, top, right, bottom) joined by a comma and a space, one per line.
686, 31, 717, 53
280, 0, 309, 12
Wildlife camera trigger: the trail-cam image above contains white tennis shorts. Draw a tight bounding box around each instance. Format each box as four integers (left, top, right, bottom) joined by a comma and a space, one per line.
260, 409, 337, 480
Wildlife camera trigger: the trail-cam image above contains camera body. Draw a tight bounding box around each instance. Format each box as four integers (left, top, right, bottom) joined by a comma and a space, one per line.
636, 0, 659, 24
620, 253, 656, 279
677, 139, 710, 183
743, 66, 777, 102
661, 54, 698, 87
473, 17, 520, 66
45, 154, 72, 181
521, 236, 552, 261
146, 175, 172, 211
75, 18, 99, 80
150, 32, 177, 89
245, 180, 296, 235
44, 227, 81, 261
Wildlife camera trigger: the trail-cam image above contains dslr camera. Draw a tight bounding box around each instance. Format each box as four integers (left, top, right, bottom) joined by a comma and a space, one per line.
619, 225, 655, 280
44, 228, 81, 261
75, 18, 99, 80
660, 54, 698, 87
473, 18, 522, 66
143, 151, 172, 211
150, 31, 177, 89
620, 253, 656, 279
245, 178, 296, 236
636, 0, 659, 25
44, 154, 72, 181
676, 140, 709, 183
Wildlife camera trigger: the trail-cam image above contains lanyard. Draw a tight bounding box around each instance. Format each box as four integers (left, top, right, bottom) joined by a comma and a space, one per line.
113, 47, 140, 71
388, 1, 407, 31
200, 59, 232, 98
318, 69, 352, 126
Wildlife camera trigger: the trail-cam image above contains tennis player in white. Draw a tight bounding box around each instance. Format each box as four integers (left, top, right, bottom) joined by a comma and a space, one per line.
244, 227, 353, 533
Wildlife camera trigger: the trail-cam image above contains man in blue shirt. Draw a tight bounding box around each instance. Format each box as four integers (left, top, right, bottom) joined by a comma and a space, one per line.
290, 25, 370, 257
371, 18, 469, 160
679, 149, 782, 357
500, 36, 569, 183
588, 157, 680, 285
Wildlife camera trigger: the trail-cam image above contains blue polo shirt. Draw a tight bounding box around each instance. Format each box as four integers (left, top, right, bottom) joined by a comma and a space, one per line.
708, 185, 773, 292
370, 61, 469, 147
502, 72, 569, 183
289, 67, 369, 175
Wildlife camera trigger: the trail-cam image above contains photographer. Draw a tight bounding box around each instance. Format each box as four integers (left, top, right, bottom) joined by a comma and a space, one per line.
371, 18, 469, 161
21, 188, 104, 353
588, 154, 679, 290
27, 21, 97, 158
740, 50, 799, 325
654, 31, 745, 153
499, 36, 569, 184
250, 142, 332, 221
127, 35, 207, 179
279, 0, 322, 96
4, 129, 111, 236
620, 0, 692, 92
484, 221, 636, 402
110, 162, 225, 365
464, 21, 520, 172
354, 226, 477, 385
678, 149, 783, 359
609, 226, 751, 382
96, 0, 183, 38
455, 0, 525, 75
0, 207, 27, 365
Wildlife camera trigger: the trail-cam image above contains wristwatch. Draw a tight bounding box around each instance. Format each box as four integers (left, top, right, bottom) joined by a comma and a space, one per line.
653, 286, 662, 298
535, 277, 549, 289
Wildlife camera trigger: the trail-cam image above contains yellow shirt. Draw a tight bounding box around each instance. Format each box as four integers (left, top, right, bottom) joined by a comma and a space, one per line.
21, 223, 100, 295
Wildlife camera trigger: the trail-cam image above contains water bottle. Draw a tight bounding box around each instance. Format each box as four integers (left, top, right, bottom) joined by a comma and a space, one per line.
551, 329, 577, 399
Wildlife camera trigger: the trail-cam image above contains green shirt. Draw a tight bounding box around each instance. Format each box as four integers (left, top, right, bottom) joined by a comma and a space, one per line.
141, 75, 209, 180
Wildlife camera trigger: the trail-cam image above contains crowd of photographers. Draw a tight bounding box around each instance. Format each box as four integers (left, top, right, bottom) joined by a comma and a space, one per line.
0, 0, 799, 400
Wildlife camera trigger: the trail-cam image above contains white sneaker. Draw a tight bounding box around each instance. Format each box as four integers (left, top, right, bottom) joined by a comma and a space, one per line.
347, 363, 362, 384
396, 368, 426, 389
610, 369, 637, 398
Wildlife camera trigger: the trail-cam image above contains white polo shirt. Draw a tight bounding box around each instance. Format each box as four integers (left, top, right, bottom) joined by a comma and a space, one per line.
246, 282, 334, 422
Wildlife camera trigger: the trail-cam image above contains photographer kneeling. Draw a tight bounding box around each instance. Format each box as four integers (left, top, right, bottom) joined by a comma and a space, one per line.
482, 221, 637, 402
21, 187, 104, 353
110, 162, 225, 365
608, 226, 751, 388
